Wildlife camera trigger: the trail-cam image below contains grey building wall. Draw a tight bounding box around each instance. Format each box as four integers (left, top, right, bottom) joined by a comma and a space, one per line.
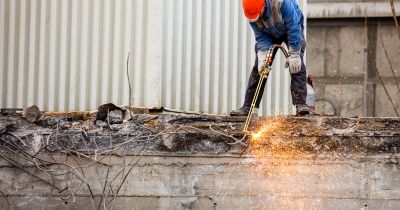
307, 1, 400, 117
307, 0, 399, 18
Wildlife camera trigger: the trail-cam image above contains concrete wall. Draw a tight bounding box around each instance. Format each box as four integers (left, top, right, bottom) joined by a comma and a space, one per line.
1, 113, 400, 210
1, 156, 400, 210
307, 20, 400, 117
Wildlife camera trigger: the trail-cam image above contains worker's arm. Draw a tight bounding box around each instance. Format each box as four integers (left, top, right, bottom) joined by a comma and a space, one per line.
281, 0, 302, 73
280, 0, 302, 52
249, 23, 274, 75
249, 22, 273, 52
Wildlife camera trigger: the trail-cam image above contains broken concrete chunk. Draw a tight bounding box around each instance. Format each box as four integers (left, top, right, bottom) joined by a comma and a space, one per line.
108, 110, 124, 124
22, 105, 41, 123
0, 122, 17, 134
60, 121, 72, 129
40, 116, 58, 127
95, 120, 108, 127
109, 124, 123, 131
123, 110, 133, 122
83, 122, 98, 131
162, 133, 176, 150
72, 122, 81, 127
96, 103, 123, 121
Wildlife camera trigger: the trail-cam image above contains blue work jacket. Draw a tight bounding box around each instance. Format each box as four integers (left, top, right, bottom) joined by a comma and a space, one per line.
249, 0, 304, 52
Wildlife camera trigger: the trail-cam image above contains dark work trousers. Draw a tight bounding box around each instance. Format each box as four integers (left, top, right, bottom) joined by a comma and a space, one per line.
242, 35, 307, 108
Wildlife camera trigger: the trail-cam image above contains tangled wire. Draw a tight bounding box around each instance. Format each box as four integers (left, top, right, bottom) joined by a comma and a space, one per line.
0, 118, 247, 210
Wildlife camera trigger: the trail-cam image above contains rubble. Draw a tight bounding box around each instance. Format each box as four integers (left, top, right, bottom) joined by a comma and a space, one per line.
95, 103, 124, 121
95, 119, 108, 127
108, 109, 124, 124
22, 105, 41, 123
1, 110, 399, 156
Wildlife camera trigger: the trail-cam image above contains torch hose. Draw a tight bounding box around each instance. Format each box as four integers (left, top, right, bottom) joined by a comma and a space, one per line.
243, 45, 289, 134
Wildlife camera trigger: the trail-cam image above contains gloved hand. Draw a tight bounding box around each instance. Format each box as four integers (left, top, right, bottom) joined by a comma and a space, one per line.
257, 51, 270, 76
285, 51, 302, 74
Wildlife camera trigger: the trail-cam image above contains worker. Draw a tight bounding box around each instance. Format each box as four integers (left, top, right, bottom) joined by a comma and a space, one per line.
230, 0, 311, 116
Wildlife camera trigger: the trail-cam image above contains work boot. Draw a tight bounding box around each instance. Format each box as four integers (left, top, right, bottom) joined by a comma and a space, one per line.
230, 106, 258, 116
295, 104, 311, 116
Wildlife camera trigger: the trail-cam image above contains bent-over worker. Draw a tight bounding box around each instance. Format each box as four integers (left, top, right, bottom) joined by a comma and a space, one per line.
230, 0, 311, 116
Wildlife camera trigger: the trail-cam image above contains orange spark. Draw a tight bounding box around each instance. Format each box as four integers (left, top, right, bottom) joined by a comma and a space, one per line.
252, 132, 263, 140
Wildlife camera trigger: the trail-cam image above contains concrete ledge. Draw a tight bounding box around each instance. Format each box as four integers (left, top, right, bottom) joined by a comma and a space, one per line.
0, 113, 399, 209
2, 113, 399, 156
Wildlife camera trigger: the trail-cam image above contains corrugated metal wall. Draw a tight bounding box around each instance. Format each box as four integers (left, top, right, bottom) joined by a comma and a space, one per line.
0, 0, 306, 116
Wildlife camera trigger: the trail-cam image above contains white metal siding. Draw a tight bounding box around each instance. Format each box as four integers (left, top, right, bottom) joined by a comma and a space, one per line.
1, 0, 306, 116
161, 0, 255, 115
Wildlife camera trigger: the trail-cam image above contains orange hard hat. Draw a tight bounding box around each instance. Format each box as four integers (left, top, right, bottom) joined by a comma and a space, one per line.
242, 0, 265, 20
